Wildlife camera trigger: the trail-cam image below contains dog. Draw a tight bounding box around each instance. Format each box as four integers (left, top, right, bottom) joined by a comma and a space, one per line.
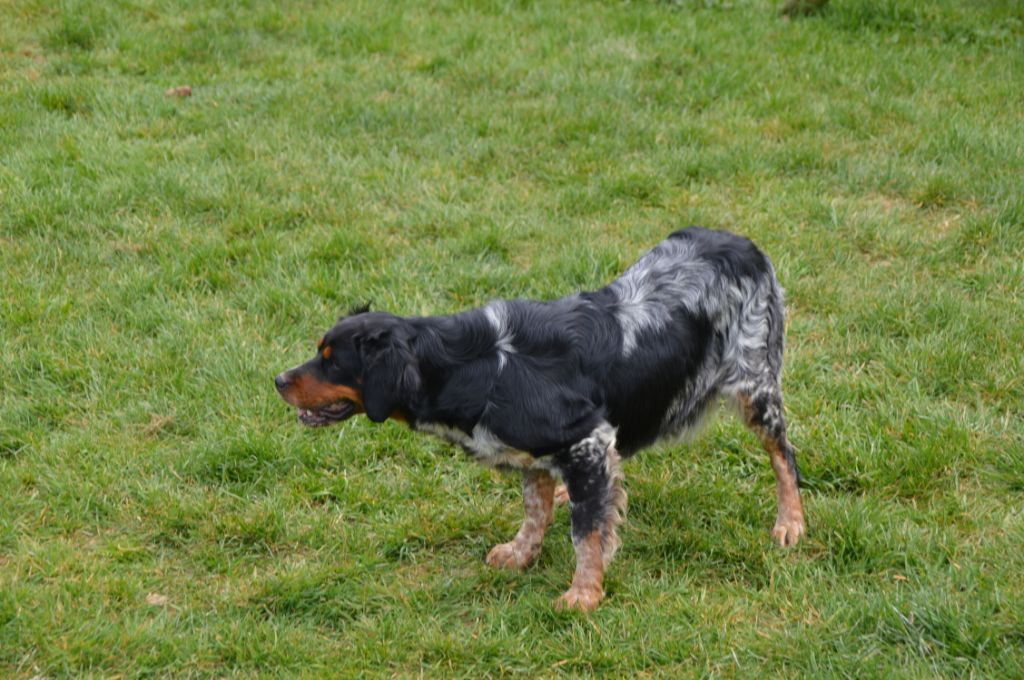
275, 226, 805, 612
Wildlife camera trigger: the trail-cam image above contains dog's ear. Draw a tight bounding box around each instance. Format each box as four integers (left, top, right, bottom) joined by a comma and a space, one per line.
340, 303, 371, 322
358, 325, 420, 422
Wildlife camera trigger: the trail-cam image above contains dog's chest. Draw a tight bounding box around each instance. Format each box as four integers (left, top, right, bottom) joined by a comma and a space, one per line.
416, 422, 549, 471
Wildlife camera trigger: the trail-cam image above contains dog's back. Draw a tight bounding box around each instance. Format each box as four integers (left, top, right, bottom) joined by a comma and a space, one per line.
473, 227, 784, 455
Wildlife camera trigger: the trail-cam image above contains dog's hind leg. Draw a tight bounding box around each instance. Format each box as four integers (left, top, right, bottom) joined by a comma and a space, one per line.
553, 424, 626, 613
737, 386, 805, 547
726, 272, 805, 546
486, 469, 556, 570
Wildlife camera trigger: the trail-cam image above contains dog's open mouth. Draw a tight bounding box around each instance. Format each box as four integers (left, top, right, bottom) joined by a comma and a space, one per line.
298, 400, 358, 427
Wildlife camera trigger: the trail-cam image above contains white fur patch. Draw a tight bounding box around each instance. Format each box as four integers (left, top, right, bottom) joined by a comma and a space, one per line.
484, 301, 516, 370
416, 422, 553, 471
611, 238, 716, 355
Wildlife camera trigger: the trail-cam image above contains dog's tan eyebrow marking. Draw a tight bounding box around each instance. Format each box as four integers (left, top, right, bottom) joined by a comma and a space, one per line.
322, 345, 332, 359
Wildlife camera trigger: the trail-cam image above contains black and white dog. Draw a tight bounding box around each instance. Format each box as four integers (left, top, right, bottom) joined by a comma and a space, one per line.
275, 227, 805, 612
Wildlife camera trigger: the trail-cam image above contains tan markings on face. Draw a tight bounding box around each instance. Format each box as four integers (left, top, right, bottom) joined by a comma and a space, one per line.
279, 372, 364, 411
321, 345, 332, 360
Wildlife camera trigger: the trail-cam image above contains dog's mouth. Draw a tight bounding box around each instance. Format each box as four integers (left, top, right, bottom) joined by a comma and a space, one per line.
297, 400, 358, 427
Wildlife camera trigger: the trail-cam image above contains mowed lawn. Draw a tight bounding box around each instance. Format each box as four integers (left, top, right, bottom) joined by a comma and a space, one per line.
2, 0, 1023, 676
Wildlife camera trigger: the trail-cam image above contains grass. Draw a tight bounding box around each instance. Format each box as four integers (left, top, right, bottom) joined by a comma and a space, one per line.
1, 0, 1023, 676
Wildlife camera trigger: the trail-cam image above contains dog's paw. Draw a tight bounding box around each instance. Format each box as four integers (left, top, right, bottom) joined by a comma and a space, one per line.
486, 541, 534, 570
554, 585, 603, 613
772, 514, 805, 547
553, 484, 570, 507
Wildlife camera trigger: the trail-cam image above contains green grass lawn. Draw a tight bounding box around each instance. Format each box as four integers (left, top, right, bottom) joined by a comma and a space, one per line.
2, 0, 1023, 676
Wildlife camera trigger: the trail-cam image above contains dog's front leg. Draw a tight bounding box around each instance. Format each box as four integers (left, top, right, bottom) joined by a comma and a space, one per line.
553, 424, 626, 613
486, 469, 556, 570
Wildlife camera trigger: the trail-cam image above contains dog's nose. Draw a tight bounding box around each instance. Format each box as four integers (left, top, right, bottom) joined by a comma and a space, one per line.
274, 373, 289, 392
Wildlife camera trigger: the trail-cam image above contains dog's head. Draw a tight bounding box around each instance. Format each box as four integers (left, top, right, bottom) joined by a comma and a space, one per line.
274, 309, 420, 426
